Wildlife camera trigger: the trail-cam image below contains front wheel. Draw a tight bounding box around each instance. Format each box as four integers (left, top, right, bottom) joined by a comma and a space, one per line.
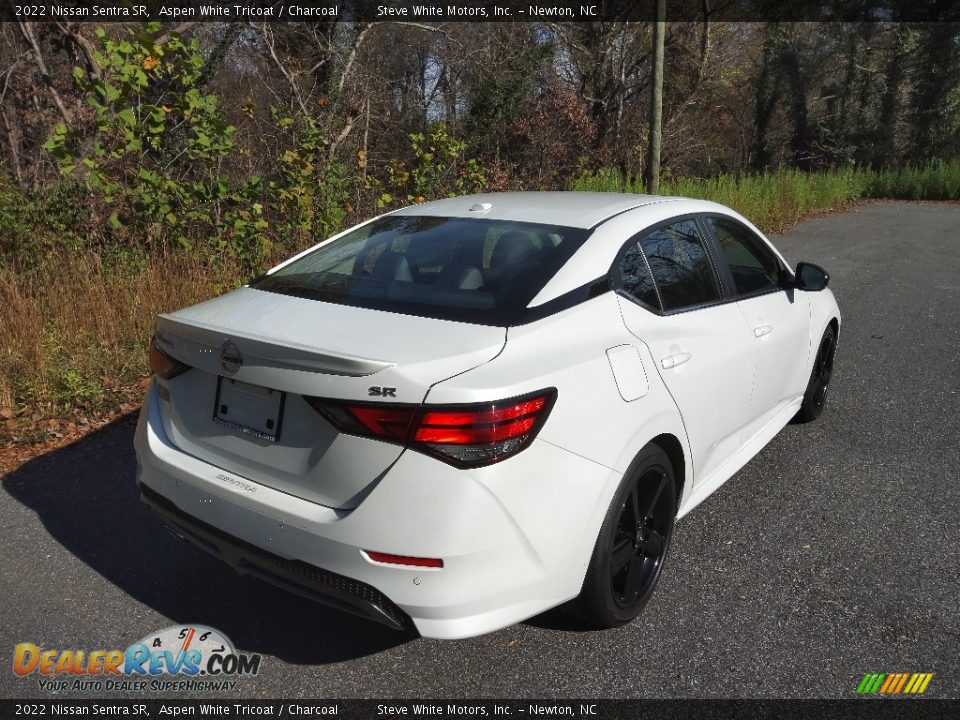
574, 444, 676, 628
794, 325, 837, 424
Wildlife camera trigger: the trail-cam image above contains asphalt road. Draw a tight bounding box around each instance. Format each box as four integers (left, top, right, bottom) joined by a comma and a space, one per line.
2, 201, 958, 699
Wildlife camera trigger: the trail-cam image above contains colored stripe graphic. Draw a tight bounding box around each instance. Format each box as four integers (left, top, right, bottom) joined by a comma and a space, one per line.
890, 673, 904, 693
857, 673, 933, 695
879, 674, 897, 693
857, 673, 884, 694
893, 673, 909, 693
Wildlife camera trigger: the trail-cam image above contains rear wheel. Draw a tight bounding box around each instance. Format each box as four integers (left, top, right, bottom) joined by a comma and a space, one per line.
794, 325, 837, 423
575, 444, 676, 628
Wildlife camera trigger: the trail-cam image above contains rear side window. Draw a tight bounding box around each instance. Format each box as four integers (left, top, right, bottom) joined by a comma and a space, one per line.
705, 217, 785, 296
252, 216, 590, 325
612, 241, 660, 309
639, 220, 721, 312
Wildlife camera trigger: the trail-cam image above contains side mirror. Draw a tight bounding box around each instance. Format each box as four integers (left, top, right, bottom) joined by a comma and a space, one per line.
794, 262, 830, 291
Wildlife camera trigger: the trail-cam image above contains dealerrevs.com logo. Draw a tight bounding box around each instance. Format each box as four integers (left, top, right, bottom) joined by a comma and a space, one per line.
13, 625, 262, 693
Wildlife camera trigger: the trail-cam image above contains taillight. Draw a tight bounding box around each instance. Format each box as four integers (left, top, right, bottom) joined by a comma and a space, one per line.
149, 337, 190, 380
306, 389, 557, 468
314, 402, 416, 441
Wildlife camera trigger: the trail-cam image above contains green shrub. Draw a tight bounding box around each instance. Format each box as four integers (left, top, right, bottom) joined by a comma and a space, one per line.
0, 175, 98, 272
52, 369, 104, 409
42, 23, 269, 274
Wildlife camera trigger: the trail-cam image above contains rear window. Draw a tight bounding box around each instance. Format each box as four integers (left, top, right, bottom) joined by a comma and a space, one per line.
252, 216, 591, 325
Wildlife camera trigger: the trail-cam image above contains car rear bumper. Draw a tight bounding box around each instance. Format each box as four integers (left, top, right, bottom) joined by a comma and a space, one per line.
140, 482, 413, 630
134, 380, 613, 639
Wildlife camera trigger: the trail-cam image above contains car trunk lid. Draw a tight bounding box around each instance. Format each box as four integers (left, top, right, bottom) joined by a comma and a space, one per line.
153, 287, 506, 509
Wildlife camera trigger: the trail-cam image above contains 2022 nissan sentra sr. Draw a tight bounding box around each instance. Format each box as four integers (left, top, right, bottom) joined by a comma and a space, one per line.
135, 192, 840, 639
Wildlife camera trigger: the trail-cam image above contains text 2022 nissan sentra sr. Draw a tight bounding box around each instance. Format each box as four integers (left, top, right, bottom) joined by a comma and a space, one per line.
135, 192, 840, 639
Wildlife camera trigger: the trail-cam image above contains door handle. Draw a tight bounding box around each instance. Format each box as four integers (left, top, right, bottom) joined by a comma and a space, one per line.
661, 352, 691, 369
754, 325, 773, 338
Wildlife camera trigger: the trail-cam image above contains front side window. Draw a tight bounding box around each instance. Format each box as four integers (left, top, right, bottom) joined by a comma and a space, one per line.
639, 220, 721, 312
252, 216, 590, 325
705, 216, 785, 296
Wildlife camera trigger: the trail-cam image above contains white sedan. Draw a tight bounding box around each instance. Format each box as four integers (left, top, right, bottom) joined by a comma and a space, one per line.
135, 192, 840, 639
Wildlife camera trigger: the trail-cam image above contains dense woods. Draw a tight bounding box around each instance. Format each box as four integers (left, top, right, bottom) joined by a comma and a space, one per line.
0, 18, 958, 435
1, 19, 959, 269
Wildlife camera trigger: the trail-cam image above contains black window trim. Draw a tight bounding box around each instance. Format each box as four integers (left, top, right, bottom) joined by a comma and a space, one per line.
697, 213, 793, 302
611, 212, 802, 316
608, 212, 730, 317
513, 277, 611, 325
608, 237, 661, 313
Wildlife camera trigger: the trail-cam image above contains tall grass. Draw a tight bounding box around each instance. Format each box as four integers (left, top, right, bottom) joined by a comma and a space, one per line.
0, 253, 239, 419
862, 161, 960, 201
573, 161, 960, 233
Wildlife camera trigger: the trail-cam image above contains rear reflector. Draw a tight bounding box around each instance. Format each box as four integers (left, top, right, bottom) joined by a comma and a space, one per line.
149, 339, 190, 380
306, 389, 557, 468
365, 551, 444, 569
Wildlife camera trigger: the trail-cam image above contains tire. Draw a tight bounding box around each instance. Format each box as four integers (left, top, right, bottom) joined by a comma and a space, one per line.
794, 325, 837, 424
574, 444, 677, 628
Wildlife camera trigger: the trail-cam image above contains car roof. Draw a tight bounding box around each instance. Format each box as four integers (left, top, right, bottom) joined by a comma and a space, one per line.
391, 191, 688, 230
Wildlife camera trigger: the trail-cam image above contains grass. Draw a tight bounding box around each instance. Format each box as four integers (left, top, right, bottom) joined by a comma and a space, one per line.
1, 160, 959, 443
573, 160, 960, 233
0, 253, 241, 441
862, 161, 960, 201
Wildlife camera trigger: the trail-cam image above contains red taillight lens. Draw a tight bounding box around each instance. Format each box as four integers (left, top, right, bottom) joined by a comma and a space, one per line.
308, 401, 417, 441
413, 397, 546, 444
306, 389, 557, 468
149, 340, 189, 380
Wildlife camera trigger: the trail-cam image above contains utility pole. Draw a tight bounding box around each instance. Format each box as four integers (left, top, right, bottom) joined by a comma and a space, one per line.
646, 0, 665, 195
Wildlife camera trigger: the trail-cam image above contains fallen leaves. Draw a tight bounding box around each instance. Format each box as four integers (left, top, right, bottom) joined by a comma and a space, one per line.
0, 376, 149, 476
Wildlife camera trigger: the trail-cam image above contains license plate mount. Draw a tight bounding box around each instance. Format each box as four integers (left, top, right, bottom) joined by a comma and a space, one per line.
213, 377, 285, 442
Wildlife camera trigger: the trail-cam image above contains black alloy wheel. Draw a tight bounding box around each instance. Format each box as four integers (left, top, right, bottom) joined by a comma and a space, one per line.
575, 444, 677, 627
610, 466, 672, 608
795, 325, 837, 423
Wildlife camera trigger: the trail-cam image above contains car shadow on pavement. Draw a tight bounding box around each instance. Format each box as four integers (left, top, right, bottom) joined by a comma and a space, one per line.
522, 608, 597, 633
2, 412, 415, 664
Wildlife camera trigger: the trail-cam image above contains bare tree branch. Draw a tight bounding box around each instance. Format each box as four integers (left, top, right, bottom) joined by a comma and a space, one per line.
53, 22, 102, 82
18, 21, 72, 126
336, 24, 373, 97
260, 22, 313, 120
0, 59, 23, 183
155, 22, 197, 46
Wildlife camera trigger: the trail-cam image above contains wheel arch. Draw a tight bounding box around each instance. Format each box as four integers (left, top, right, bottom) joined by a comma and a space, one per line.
828, 316, 840, 338
649, 433, 686, 508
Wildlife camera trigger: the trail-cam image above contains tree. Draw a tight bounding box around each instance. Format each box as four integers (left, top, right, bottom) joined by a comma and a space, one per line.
910, 21, 960, 161
646, 0, 665, 194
